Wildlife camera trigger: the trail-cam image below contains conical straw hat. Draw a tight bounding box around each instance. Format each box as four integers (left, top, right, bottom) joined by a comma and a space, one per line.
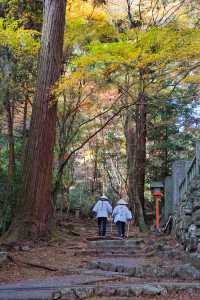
117, 199, 128, 205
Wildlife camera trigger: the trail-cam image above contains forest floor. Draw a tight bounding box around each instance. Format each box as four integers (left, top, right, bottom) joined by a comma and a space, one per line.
0, 216, 200, 299
0, 217, 98, 283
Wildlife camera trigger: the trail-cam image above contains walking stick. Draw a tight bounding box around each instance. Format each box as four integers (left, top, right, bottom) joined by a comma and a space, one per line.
127, 222, 130, 238
110, 218, 113, 235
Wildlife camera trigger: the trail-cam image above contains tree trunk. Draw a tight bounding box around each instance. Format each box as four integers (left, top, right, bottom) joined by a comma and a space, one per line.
135, 90, 146, 217
124, 111, 147, 231
22, 98, 28, 138
162, 126, 169, 178
91, 144, 98, 194
6, 0, 67, 241
21, 98, 29, 163
4, 95, 15, 179
124, 112, 136, 206
123, 68, 147, 230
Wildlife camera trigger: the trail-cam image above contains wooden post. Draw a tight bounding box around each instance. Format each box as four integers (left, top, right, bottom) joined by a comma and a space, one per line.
153, 191, 162, 231
155, 197, 160, 230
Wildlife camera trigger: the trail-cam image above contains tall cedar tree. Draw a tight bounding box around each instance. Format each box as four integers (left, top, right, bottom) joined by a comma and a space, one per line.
5, 0, 67, 241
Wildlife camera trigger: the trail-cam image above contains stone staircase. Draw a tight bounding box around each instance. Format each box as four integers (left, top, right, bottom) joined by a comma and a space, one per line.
2, 228, 199, 300
54, 235, 200, 300
53, 281, 200, 299
87, 238, 144, 256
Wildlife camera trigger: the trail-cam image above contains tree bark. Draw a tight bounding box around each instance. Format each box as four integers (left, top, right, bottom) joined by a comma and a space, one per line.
22, 98, 28, 138
6, 0, 67, 241
91, 143, 99, 194
135, 90, 146, 217
21, 98, 29, 163
124, 111, 146, 231
4, 94, 15, 179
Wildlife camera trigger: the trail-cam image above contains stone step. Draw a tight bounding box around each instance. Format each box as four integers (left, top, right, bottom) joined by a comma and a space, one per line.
80, 268, 129, 277
74, 249, 137, 256
53, 281, 200, 299
88, 258, 200, 280
88, 238, 145, 249
0, 274, 124, 300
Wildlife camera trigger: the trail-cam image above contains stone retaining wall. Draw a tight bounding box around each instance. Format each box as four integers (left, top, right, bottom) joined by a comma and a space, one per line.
164, 160, 191, 220
175, 175, 200, 252
164, 143, 200, 254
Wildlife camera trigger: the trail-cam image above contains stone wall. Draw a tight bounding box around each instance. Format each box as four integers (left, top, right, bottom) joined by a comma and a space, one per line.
164, 176, 173, 220
164, 160, 191, 220
164, 142, 200, 252
175, 175, 200, 251
172, 160, 191, 212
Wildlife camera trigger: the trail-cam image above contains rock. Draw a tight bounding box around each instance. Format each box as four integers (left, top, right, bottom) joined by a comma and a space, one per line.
128, 266, 136, 276
196, 229, 200, 237
192, 199, 200, 211
126, 238, 145, 246
54, 288, 76, 300
0, 251, 8, 266
160, 286, 168, 295
163, 249, 177, 258
129, 285, 143, 296
172, 264, 200, 280
13, 245, 20, 251
105, 286, 117, 296
53, 282, 200, 300
156, 243, 165, 251
88, 261, 98, 269
189, 253, 200, 270
135, 265, 145, 277
52, 291, 62, 300
183, 215, 192, 228
20, 245, 31, 252
194, 220, 200, 226
192, 209, 200, 222
74, 287, 94, 299
185, 224, 198, 252
142, 284, 165, 295
156, 266, 170, 278
99, 262, 113, 271
95, 286, 115, 297
115, 265, 125, 273
118, 287, 130, 297
184, 209, 192, 216
147, 239, 155, 246
191, 190, 200, 197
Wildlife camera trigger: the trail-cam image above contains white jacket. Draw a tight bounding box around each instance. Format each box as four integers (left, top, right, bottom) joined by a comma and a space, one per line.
92, 200, 112, 218
112, 205, 132, 224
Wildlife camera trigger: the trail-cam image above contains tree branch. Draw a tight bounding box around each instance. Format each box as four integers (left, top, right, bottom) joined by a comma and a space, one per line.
53, 102, 135, 195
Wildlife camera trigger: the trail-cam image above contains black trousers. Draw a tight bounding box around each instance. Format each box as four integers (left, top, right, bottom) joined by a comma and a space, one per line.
116, 221, 126, 238
98, 217, 107, 236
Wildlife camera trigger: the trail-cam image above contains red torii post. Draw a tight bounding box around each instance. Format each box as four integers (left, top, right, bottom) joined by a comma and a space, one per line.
153, 191, 162, 230
150, 182, 164, 231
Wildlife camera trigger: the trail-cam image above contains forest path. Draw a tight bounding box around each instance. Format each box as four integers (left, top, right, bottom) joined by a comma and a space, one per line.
0, 218, 200, 299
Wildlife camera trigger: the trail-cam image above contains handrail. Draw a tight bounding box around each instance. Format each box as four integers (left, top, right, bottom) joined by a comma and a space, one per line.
178, 143, 200, 201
